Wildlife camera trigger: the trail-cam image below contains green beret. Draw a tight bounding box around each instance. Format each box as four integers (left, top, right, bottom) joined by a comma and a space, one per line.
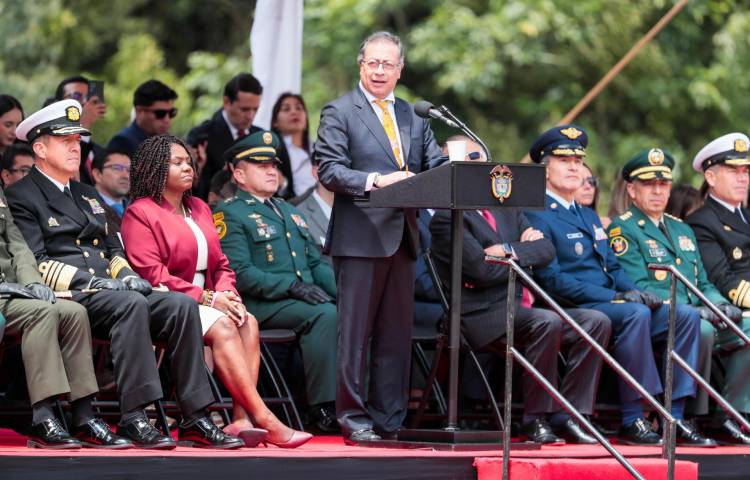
622, 148, 674, 182
223, 130, 282, 166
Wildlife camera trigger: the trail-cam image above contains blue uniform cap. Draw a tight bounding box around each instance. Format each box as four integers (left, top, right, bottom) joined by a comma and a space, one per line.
529, 124, 588, 163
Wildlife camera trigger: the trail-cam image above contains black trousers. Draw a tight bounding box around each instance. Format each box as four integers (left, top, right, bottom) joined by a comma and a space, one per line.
74, 289, 213, 415
484, 307, 611, 415
333, 240, 415, 436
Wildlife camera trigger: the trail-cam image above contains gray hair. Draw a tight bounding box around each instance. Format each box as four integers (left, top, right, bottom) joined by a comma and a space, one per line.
357, 31, 405, 65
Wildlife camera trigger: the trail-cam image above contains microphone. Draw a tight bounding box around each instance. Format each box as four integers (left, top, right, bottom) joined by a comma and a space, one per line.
414, 100, 459, 128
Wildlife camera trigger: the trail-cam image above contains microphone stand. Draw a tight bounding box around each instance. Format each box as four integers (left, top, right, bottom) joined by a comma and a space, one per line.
438, 106, 493, 163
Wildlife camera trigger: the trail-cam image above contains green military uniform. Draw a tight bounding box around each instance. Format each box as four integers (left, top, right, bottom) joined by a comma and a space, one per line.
608, 148, 750, 416
0, 188, 96, 406
214, 132, 337, 407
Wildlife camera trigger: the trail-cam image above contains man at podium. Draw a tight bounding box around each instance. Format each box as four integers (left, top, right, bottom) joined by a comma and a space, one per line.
316, 31, 444, 444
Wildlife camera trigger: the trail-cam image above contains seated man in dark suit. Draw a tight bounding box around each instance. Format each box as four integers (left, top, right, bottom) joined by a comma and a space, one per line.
430, 201, 611, 444
291, 152, 333, 257
90, 149, 130, 227
1, 144, 34, 188
107, 80, 177, 157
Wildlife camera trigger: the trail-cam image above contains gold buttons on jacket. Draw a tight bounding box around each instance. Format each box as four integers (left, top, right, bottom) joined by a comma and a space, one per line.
83, 251, 90, 258
88, 268, 95, 274
286, 232, 292, 238
296, 270, 302, 277
76, 239, 81, 246
676, 258, 682, 265
291, 251, 297, 257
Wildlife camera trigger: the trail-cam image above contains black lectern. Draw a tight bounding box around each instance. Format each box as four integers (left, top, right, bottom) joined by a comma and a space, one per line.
367, 160, 546, 448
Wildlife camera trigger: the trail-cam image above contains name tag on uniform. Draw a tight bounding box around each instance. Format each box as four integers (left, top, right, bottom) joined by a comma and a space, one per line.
594, 227, 607, 241
566, 232, 583, 239
649, 248, 667, 258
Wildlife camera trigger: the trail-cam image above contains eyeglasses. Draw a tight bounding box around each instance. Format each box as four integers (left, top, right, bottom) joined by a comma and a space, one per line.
101, 164, 131, 173
8, 167, 31, 175
584, 176, 599, 188
360, 59, 401, 73
144, 107, 178, 119
64, 92, 87, 102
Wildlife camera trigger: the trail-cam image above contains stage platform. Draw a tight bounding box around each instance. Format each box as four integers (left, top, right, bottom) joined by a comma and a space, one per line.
1, 429, 748, 480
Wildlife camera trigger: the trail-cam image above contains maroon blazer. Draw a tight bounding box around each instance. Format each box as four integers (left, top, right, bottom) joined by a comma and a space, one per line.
121, 195, 237, 302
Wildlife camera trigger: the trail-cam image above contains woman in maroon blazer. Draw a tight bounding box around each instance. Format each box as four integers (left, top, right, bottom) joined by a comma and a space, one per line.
121, 134, 310, 448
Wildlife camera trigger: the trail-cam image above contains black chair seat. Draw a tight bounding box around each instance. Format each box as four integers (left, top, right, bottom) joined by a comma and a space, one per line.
259, 329, 297, 343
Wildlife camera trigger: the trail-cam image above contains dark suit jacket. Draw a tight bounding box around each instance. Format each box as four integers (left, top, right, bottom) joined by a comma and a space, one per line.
316, 87, 444, 258
79, 140, 105, 186
120, 196, 238, 302
6, 166, 137, 291
525, 195, 637, 306
429, 208, 555, 350
189, 109, 292, 200
686, 196, 750, 307
415, 209, 439, 302
293, 190, 330, 249
106, 121, 148, 157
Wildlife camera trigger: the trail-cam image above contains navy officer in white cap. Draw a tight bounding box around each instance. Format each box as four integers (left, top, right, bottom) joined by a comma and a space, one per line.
7, 99, 243, 449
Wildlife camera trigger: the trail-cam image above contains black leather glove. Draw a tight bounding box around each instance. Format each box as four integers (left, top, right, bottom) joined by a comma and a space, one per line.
638, 290, 663, 310
0, 282, 36, 299
696, 305, 719, 323
289, 281, 332, 304
26, 282, 56, 303
614, 290, 643, 304
122, 276, 153, 295
88, 276, 128, 291
718, 303, 743, 324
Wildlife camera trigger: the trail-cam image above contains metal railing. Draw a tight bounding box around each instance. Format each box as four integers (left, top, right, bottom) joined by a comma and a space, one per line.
648, 263, 750, 440
488, 256, 680, 480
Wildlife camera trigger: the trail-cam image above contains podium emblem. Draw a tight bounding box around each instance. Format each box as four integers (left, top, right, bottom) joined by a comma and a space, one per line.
490, 165, 513, 203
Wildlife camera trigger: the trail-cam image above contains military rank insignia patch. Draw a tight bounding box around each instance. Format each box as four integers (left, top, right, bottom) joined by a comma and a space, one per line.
608, 227, 622, 237
213, 212, 227, 239
610, 236, 629, 256
48, 216, 60, 227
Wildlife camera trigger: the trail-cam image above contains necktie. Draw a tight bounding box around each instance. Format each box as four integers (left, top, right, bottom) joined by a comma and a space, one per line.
237, 129, 247, 140
735, 208, 747, 224
480, 209, 497, 232
264, 199, 283, 219
658, 221, 675, 248
373, 99, 404, 170
63, 186, 74, 200
111, 202, 125, 218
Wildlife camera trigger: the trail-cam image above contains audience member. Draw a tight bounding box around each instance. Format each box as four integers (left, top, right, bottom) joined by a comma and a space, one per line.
189, 73, 263, 199
667, 183, 702, 220
1, 144, 34, 187
8, 99, 241, 450
607, 169, 630, 219
91, 149, 130, 220
55, 76, 107, 185
575, 162, 611, 228
608, 148, 728, 445
289, 151, 332, 253
215, 131, 338, 434
271, 93, 315, 197
121, 133, 312, 448
525, 125, 705, 446
207, 168, 236, 208
107, 80, 178, 157
0, 94, 23, 155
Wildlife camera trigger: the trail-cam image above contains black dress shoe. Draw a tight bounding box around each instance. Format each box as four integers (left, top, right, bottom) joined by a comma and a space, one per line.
27, 418, 81, 449
709, 419, 750, 445
344, 428, 382, 445
308, 404, 341, 434
674, 419, 717, 448
75, 418, 133, 449
117, 417, 176, 450
618, 417, 662, 445
554, 418, 598, 445
519, 419, 565, 445
178, 417, 244, 449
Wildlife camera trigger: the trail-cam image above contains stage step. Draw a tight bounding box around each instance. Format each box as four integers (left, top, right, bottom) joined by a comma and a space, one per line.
475, 457, 698, 480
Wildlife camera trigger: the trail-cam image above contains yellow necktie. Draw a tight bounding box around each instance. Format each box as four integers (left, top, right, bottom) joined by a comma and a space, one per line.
373, 99, 404, 169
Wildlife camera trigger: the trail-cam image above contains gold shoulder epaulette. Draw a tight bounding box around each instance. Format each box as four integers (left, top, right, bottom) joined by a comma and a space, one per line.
664, 212, 683, 223
223, 196, 237, 204
618, 211, 633, 221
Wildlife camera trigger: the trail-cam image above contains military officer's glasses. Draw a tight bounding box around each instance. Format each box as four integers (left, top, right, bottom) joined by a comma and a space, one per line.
101, 164, 131, 173
584, 176, 599, 188
361, 59, 401, 73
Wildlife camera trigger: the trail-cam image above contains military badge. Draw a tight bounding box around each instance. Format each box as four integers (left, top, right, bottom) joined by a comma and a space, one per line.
647, 148, 665, 166
654, 271, 667, 281
574, 241, 584, 256
66, 106, 80, 121
566, 232, 583, 239
610, 236, 629, 256
733, 247, 743, 260
291, 214, 308, 229
47, 216, 60, 227
550, 203, 558, 209
249, 213, 261, 219
637, 219, 645, 226
213, 212, 227, 239
489, 165, 513, 203
560, 127, 583, 140
266, 243, 274, 262
263, 132, 273, 145
82, 196, 105, 214
257, 227, 268, 237
735, 139, 748, 153
594, 226, 607, 241
608, 227, 622, 237
678, 236, 695, 251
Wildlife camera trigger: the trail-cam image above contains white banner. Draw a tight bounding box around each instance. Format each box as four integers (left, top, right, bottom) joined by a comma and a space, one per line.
250, 0, 303, 129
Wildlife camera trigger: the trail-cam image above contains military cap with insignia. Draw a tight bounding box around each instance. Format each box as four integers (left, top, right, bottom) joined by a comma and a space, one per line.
16, 99, 91, 143
529, 124, 588, 163
692, 132, 750, 172
223, 130, 282, 166
622, 147, 674, 182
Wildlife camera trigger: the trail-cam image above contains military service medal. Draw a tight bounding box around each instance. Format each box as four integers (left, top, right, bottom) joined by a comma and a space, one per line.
82, 196, 105, 214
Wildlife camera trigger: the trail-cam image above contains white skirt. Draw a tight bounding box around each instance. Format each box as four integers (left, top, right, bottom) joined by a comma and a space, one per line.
199, 305, 224, 336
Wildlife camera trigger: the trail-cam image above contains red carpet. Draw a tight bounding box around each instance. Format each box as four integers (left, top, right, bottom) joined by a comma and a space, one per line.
475, 458, 698, 480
